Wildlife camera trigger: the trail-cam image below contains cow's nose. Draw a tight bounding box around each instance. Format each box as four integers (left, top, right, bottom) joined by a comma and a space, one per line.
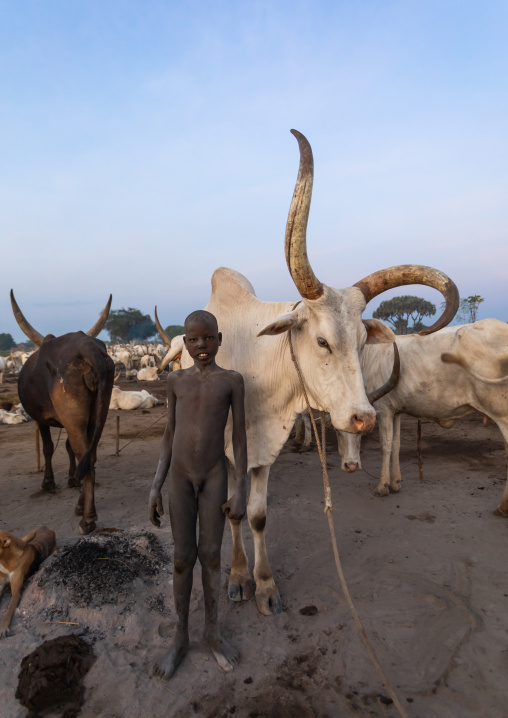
352, 413, 375, 434
344, 461, 360, 473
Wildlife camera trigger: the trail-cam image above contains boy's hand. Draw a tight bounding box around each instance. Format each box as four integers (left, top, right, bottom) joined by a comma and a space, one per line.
149, 489, 164, 527
222, 490, 247, 522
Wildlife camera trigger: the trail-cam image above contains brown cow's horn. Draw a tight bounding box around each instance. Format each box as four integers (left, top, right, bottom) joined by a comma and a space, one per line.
367, 342, 400, 404
154, 306, 172, 348
10, 290, 45, 346
285, 130, 323, 301
86, 295, 112, 337
353, 265, 459, 335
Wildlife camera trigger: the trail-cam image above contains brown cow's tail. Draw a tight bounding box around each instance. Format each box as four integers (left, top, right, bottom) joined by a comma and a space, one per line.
75, 343, 115, 483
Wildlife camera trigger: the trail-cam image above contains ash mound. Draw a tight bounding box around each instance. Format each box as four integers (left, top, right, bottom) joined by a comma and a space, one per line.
36, 530, 172, 609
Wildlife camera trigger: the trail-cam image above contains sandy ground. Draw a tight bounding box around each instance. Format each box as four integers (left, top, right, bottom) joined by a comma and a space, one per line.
1, 374, 508, 718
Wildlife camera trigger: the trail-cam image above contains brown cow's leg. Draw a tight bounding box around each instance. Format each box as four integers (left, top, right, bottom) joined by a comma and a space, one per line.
66, 438, 78, 487
38, 424, 56, 491
66, 429, 97, 534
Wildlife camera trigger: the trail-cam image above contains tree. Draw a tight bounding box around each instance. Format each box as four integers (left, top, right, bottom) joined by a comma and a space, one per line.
440, 294, 485, 325
0, 333, 16, 350
372, 295, 436, 335
105, 308, 157, 343
164, 324, 185, 339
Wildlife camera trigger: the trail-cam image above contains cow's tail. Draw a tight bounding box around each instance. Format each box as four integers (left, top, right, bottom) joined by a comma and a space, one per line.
75, 343, 115, 483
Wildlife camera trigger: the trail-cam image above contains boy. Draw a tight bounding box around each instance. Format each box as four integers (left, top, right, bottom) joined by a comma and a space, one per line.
149, 310, 248, 680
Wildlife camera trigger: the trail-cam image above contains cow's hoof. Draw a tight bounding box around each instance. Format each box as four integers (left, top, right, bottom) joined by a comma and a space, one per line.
78, 520, 96, 535
493, 506, 508, 517
255, 592, 283, 616
389, 484, 401, 493
68, 478, 81, 488
228, 578, 255, 602
373, 486, 389, 497
42, 482, 57, 492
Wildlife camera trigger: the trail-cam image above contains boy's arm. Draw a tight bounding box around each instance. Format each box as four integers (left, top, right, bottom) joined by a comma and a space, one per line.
149, 376, 176, 527
222, 372, 248, 521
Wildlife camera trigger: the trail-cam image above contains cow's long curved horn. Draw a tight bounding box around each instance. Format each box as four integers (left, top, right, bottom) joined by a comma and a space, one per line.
285, 130, 323, 301
86, 295, 112, 337
154, 306, 172, 349
354, 265, 459, 335
367, 343, 400, 404
10, 290, 45, 346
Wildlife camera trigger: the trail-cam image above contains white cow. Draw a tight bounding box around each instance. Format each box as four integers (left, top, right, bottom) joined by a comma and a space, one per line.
337, 319, 508, 515
0, 409, 27, 425
109, 386, 160, 410
155, 130, 458, 615
0, 357, 5, 383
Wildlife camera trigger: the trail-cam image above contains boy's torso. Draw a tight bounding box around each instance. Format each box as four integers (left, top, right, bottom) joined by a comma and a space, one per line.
170, 366, 237, 478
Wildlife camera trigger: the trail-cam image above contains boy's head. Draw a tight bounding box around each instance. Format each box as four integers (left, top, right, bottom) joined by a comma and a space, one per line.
184, 311, 222, 365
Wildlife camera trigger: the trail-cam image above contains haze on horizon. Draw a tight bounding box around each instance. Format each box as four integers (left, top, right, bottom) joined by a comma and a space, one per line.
2, 1, 507, 343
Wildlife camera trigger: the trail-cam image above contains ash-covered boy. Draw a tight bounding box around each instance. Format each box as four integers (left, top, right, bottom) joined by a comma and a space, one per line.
149, 310, 248, 680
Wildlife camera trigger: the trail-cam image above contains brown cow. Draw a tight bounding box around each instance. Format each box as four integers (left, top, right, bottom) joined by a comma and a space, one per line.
10, 291, 115, 534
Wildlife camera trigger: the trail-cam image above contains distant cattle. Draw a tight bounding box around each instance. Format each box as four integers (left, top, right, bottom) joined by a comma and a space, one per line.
10, 290, 115, 534
109, 386, 160, 410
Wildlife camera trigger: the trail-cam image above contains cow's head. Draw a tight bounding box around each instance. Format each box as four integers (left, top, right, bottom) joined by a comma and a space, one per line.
337, 430, 362, 472
258, 130, 459, 433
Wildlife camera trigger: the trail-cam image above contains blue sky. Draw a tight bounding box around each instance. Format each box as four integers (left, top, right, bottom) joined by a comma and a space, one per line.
2, 1, 507, 342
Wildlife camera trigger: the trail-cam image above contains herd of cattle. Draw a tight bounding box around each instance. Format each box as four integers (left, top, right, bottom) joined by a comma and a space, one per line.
3, 130, 507, 615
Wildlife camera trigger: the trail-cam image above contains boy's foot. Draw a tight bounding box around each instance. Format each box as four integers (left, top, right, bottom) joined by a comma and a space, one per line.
153, 636, 189, 681
206, 632, 239, 672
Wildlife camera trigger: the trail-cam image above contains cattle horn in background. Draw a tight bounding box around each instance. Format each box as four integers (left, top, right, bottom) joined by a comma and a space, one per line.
86, 294, 112, 337
285, 130, 324, 301
10, 291, 113, 343
154, 306, 183, 373
154, 306, 172, 349
353, 267, 459, 335
367, 342, 400, 404
10, 290, 45, 346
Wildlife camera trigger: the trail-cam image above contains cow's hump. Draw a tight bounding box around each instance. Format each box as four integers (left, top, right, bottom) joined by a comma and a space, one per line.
210, 268, 257, 307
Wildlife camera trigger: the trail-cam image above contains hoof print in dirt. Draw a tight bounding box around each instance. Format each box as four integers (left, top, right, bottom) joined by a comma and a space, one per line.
16, 634, 94, 716
299, 605, 318, 616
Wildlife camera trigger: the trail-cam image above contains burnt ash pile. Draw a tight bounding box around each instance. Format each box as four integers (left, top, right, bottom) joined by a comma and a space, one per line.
36, 530, 172, 610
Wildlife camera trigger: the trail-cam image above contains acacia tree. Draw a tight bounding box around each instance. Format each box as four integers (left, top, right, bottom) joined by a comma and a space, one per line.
164, 324, 185, 338
105, 308, 156, 343
0, 333, 16, 350
372, 295, 436, 335
440, 294, 485, 324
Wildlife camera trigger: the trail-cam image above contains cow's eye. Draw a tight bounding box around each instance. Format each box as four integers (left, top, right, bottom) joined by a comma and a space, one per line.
317, 337, 329, 348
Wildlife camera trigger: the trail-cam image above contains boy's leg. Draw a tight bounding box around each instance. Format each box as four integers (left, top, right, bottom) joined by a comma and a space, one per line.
154, 474, 198, 681
198, 464, 239, 671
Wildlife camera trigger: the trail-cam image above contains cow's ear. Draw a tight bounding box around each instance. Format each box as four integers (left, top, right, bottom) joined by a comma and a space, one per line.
257, 311, 302, 337
363, 319, 395, 344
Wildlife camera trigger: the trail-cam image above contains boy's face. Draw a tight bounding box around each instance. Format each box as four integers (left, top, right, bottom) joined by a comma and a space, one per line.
184, 319, 222, 365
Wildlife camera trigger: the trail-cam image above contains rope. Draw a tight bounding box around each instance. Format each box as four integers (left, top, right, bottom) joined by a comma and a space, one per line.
288, 331, 409, 718
115, 411, 166, 454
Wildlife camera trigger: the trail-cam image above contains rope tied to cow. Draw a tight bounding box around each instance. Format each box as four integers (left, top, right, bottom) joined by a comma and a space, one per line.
114, 410, 166, 455
287, 330, 410, 718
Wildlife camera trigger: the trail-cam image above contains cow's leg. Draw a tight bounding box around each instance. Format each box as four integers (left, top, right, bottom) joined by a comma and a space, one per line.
227, 461, 255, 602
493, 422, 508, 517
66, 438, 78, 487
68, 431, 97, 534
389, 414, 402, 493
373, 413, 393, 496
249, 466, 282, 616
38, 424, 56, 491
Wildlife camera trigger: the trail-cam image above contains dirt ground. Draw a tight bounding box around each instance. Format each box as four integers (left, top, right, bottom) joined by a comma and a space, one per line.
1, 374, 508, 718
